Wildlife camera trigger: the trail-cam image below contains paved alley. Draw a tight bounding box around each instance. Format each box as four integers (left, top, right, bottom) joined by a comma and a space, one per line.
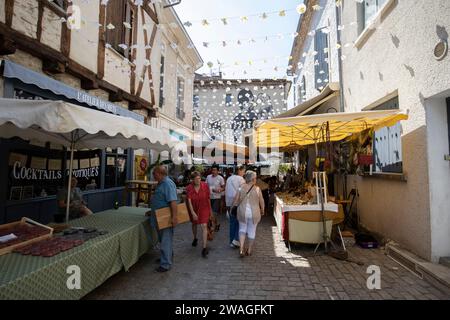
86, 216, 449, 300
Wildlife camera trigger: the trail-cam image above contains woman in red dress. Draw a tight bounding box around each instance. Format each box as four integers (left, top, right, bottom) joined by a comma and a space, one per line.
186, 171, 211, 257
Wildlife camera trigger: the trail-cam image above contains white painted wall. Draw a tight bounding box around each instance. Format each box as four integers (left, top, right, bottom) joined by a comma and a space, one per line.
11, 0, 38, 38
425, 95, 450, 262
289, 0, 340, 108
341, 0, 450, 260
70, 0, 100, 73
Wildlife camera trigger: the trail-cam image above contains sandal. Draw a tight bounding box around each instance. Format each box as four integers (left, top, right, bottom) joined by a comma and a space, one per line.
239, 251, 245, 258
245, 249, 252, 256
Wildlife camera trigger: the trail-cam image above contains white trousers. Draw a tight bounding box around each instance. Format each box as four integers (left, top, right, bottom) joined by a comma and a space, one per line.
239, 217, 258, 240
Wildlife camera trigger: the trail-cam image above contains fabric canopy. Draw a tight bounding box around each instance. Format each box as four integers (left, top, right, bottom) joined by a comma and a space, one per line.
0, 98, 175, 152
254, 109, 408, 149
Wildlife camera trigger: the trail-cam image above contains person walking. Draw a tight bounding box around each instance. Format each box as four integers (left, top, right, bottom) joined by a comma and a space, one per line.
225, 166, 245, 248
186, 171, 211, 258
148, 165, 178, 272
233, 170, 265, 257
206, 164, 225, 232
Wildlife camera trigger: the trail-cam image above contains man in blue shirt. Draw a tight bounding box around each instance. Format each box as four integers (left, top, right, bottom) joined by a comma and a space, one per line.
149, 165, 178, 272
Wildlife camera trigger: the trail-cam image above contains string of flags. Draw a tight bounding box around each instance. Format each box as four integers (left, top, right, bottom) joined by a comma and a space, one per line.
181, 3, 311, 28
50, 0, 358, 84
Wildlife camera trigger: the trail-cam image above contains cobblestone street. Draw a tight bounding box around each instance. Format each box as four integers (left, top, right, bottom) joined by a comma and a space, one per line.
86, 215, 449, 300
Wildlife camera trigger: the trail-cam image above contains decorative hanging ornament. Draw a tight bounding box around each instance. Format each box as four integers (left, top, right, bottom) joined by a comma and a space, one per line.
296, 4, 307, 14
221, 18, 228, 25
222, 41, 227, 47
123, 22, 132, 29
183, 21, 192, 27
201, 19, 209, 26
279, 10, 286, 17
106, 23, 115, 30
241, 16, 249, 23
203, 42, 209, 48
261, 12, 268, 19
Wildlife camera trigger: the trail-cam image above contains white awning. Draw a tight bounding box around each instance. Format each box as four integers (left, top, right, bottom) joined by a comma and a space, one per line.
0, 98, 175, 152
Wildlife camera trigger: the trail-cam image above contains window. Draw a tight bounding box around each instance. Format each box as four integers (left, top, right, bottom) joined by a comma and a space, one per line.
105, 0, 134, 58
299, 76, 307, 104
372, 96, 403, 173
7, 146, 102, 201
359, 0, 387, 31
105, 149, 128, 189
193, 94, 200, 109
314, 28, 329, 91
225, 94, 232, 107
159, 55, 165, 108
176, 77, 185, 120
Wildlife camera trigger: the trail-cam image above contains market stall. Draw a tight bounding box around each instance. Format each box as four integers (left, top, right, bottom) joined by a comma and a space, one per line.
254, 110, 409, 250
0, 98, 176, 299
0, 207, 156, 300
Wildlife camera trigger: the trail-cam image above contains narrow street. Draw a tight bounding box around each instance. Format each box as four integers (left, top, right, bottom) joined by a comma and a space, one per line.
86, 215, 448, 300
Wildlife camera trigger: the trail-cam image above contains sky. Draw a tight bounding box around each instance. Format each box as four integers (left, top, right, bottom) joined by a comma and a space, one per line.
174, 0, 303, 80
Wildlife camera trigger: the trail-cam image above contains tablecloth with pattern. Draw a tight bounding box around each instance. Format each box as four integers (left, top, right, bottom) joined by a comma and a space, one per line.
0, 207, 157, 300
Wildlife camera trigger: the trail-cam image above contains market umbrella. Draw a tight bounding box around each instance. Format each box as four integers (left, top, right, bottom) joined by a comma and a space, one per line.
0, 98, 177, 223
254, 109, 409, 251
254, 109, 408, 149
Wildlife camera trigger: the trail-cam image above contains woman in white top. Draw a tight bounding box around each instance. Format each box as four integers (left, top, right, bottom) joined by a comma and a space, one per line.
233, 171, 265, 257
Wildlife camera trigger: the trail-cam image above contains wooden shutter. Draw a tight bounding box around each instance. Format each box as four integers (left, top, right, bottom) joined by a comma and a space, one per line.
314, 29, 329, 91
374, 123, 402, 173
105, 0, 133, 56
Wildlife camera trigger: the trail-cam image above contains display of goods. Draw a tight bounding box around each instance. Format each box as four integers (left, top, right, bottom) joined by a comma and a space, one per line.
13, 237, 84, 257
0, 218, 53, 256
277, 192, 309, 206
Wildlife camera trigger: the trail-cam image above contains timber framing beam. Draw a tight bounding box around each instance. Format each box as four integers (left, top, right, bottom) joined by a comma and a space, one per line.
97, 1, 106, 79
0, 34, 16, 55
0, 22, 157, 117
5, 0, 14, 27
36, 1, 44, 41
60, 0, 71, 57
143, 0, 159, 25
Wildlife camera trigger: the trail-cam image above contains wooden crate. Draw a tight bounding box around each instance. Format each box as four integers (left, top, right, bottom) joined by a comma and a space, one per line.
0, 217, 53, 256
155, 203, 191, 230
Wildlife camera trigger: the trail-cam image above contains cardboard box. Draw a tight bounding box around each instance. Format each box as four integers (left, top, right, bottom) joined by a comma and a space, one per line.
155, 203, 190, 230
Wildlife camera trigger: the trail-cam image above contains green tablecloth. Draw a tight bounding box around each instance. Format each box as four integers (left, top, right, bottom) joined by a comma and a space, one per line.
0, 207, 157, 300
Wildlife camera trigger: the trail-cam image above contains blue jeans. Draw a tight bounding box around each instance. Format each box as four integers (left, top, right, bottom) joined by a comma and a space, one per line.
158, 227, 174, 270
229, 212, 239, 244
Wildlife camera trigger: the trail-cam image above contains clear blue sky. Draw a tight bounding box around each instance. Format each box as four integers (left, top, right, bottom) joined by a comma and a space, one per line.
174, 0, 303, 80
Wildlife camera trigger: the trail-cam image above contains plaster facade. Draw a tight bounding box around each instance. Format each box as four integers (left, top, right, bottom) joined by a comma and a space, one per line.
340, 0, 450, 261
289, 0, 340, 111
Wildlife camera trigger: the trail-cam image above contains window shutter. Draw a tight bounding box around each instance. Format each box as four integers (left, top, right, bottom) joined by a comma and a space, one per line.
374, 123, 402, 173
106, 0, 123, 51
315, 29, 329, 91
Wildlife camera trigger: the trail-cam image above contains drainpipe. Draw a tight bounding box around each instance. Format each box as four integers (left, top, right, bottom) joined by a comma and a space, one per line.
335, 3, 345, 113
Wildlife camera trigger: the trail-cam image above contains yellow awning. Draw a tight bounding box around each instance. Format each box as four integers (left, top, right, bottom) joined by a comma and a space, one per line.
254, 110, 408, 149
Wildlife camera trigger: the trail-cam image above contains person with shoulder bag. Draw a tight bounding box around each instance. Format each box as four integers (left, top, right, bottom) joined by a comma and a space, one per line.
232, 170, 265, 258
225, 166, 245, 248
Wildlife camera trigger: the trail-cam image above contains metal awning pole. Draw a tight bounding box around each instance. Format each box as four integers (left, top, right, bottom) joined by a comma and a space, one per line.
65, 136, 75, 224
